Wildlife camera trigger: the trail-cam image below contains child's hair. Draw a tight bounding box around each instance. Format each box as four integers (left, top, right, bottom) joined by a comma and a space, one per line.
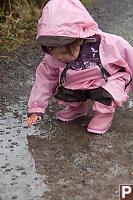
41, 39, 79, 56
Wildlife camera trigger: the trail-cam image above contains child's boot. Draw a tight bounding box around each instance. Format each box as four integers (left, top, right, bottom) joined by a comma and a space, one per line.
87, 101, 115, 134
57, 102, 88, 121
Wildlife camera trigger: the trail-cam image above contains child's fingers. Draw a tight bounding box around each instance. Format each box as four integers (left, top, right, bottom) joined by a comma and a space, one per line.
31, 116, 38, 125
27, 117, 37, 127
27, 120, 32, 128
27, 115, 42, 128
27, 119, 32, 128
38, 116, 42, 121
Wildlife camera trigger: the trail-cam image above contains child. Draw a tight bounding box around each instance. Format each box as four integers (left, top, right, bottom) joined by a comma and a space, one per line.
27, 0, 133, 134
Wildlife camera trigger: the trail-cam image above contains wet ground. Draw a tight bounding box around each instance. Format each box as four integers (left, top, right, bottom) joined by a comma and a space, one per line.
0, 0, 133, 199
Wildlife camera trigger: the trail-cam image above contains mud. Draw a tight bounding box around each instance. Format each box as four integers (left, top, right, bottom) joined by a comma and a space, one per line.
0, 0, 133, 199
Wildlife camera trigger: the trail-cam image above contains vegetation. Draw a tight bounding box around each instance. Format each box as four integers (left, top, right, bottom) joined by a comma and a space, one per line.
0, 0, 95, 51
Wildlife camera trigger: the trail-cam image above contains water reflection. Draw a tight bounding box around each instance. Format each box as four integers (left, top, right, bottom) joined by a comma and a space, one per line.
0, 103, 49, 200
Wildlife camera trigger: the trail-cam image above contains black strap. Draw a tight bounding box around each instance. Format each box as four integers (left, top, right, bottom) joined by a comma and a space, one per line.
60, 59, 111, 85
60, 63, 71, 85
60, 52, 85, 85
125, 77, 132, 89
98, 63, 110, 82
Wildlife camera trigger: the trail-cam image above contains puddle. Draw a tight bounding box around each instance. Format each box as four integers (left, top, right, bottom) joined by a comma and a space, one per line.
0, 102, 50, 200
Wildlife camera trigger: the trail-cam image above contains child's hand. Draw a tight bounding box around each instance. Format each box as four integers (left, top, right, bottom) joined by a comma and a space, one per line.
27, 114, 42, 128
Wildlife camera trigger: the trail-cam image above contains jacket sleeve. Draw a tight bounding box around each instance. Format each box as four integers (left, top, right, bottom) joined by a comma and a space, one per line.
117, 37, 133, 90
28, 54, 59, 114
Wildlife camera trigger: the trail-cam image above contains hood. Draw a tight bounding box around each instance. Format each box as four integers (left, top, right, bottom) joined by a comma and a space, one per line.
37, 0, 99, 45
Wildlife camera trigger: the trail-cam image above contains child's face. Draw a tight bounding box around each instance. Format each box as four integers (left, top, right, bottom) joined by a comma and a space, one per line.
50, 39, 84, 62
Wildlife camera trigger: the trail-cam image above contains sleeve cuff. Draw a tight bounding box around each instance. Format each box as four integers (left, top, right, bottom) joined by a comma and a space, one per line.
27, 112, 44, 119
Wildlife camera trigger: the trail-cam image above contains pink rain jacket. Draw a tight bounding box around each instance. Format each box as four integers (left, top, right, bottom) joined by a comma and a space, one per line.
28, 0, 133, 114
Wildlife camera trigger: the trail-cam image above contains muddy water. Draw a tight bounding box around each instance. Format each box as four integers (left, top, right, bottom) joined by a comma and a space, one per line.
0, 102, 50, 200
0, 0, 133, 199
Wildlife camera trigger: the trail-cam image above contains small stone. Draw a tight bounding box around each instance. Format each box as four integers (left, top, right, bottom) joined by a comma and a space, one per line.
11, 196, 17, 199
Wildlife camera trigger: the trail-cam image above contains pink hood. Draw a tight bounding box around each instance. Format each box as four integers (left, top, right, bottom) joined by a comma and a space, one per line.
37, 0, 99, 39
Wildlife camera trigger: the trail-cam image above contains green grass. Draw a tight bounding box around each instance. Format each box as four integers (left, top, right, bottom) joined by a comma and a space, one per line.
0, 0, 42, 51
0, 0, 96, 52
